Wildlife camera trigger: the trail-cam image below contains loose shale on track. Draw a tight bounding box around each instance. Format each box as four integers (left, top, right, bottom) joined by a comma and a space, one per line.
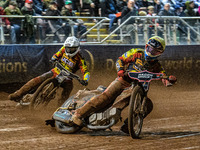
0, 73, 200, 150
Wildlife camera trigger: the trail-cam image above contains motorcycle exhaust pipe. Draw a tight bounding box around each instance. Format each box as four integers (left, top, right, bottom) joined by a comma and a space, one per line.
86, 118, 116, 130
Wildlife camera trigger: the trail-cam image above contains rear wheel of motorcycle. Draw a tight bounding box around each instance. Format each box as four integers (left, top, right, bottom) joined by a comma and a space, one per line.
128, 85, 144, 139
55, 120, 82, 134
30, 78, 57, 110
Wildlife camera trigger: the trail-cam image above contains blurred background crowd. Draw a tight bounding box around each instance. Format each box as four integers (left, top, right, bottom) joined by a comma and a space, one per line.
0, 0, 200, 44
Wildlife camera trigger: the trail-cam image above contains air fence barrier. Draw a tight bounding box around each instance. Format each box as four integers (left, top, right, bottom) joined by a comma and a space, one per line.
0, 44, 200, 84
0, 15, 200, 45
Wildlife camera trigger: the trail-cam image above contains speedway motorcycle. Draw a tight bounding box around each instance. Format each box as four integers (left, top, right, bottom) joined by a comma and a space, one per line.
47, 60, 168, 139
18, 61, 83, 110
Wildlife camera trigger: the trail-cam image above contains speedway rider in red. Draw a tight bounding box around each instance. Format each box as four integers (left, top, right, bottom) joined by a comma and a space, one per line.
8, 36, 90, 106
71, 36, 177, 133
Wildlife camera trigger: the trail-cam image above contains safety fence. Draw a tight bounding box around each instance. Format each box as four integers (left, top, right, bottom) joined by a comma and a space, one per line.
0, 15, 200, 45
111, 16, 200, 45
0, 15, 109, 44
0, 44, 200, 84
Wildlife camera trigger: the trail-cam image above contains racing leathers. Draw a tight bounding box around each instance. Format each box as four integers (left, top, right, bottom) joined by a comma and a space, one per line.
8, 46, 90, 106
51, 46, 90, 82
72, 48, 168, 126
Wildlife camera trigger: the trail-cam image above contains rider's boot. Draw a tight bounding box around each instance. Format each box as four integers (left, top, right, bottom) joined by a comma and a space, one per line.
143, 97, 153, 118
120, 118, 129, 134
8, 77, 41, 102
15, 102, 29, 109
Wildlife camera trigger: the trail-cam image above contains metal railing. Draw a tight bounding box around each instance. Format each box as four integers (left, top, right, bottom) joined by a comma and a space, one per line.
84, 16, 200, 45
0, 15, 109, 44
0, 15, 200, 45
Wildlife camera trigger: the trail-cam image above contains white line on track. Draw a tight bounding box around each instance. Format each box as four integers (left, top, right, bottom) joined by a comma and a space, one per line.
1, 137, 54, 144
0, 126, 32, 132
183, 146, 200, 149
161, 132, 200, 140
143, 122, 200, 133
147, 115, 200, 122
160, 123, 200, 129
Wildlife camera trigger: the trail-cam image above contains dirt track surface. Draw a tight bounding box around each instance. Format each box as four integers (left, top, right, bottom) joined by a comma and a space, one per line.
0, 82, 200, 150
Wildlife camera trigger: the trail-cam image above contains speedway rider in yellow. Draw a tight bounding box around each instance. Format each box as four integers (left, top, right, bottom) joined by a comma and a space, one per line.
8, 36, 90, 106
71, 36, 177, 133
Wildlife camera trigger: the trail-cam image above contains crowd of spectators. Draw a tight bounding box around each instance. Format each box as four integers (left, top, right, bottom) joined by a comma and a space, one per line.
0, 0, 200, 44
107, 0, 200, 44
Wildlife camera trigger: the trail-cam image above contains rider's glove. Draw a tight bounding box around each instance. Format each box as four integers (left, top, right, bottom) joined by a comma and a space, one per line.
49, 57, 56, 66
162, 75, 177, 87
117, 70, 125, 77
162, 79, 172, 87
168, 75, 177, 84
45, 119, 55, 127
118, 70, 129, 79
80, 80, 88, 86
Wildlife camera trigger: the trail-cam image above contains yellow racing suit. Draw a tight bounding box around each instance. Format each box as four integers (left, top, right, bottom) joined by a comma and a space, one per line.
8, 46, 90, 106
116, 48, 166, 75
51, 46, 90, 81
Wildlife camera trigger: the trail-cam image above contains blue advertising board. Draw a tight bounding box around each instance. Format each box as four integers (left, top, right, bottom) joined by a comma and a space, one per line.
0, 44, 200, 84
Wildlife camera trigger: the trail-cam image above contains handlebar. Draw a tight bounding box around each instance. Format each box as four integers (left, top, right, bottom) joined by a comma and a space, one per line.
161, 75, 169, 80
54, 61, 82, 83
127, 70, 168, 83
127, 60, 169, 81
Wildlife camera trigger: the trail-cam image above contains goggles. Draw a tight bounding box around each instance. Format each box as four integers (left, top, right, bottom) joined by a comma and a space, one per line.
146, 45, 163, 56
66, 47, 78, 54
148, 39, 163, 48
146, 39, 163, 56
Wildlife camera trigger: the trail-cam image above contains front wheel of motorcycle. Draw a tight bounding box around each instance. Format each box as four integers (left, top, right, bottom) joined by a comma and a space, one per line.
128, 85, 144, 139
30, 78, 58, 110
55, 120, 82, 134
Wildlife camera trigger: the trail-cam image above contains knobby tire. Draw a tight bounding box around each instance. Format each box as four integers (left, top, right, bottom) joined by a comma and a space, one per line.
30, 78, 57, 110
128, 85, 144, 139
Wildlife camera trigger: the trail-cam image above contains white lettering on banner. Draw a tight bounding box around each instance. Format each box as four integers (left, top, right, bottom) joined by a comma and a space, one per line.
0, 59, 27, 73
106, 59, 114, 70
160, 57, 200, 70
84, 49, 94, 71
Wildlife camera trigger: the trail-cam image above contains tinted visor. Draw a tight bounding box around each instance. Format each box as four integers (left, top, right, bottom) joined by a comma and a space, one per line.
146, 45, 163, 56
147, 39, 163, 56
148, 39, 163, 49
66, 47, 78, 54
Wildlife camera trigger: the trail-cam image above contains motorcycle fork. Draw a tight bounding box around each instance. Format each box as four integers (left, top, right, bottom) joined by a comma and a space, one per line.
140, 95, 147, 116
47, 86, 58, 98
43, 82, 58, 100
